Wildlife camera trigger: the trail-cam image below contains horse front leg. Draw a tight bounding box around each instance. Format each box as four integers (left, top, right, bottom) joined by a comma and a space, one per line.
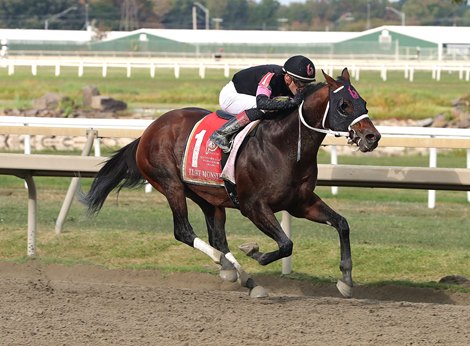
292, 193, 353, 298
239, 202, 294, 266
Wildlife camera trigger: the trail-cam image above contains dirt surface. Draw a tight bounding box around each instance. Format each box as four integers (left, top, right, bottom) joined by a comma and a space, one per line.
1, 261, 469, 345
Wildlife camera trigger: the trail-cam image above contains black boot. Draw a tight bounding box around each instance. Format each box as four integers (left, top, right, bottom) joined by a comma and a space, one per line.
210, 111, 250, 153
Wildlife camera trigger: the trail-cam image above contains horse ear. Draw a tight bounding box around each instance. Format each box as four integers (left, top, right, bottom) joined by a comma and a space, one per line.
341, 68, 350, 82
322, 69, 337, 87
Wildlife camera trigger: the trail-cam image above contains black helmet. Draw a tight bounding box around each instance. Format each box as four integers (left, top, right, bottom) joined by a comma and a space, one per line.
283, 55, 316, 83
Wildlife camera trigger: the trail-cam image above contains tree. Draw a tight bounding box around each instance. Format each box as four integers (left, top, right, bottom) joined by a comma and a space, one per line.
0, 0, 82, 29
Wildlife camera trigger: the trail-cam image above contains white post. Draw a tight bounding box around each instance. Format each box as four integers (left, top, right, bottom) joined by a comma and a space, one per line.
331, 145, 338, 195
55, 63, 61, 76
428, 147, 437, 209
78, 61, 84, 77
25, 175, 37, 257
409, 67, 414, 82
8, 62, 14, 75
102, 62, 107, 77
281, 211, 292, 275
224, 64, 229, 78
24, 132, 31, 189
467, 148, 470, 203
150, 63, 155, 78
94, 137, 101, 157
199, 63, 205, 79
126, 62, 131, 78
31, 63, 37, 76
174, 63, 180, 78
381, 65, 387, 81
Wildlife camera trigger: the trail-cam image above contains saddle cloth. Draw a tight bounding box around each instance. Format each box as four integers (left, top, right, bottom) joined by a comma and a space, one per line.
181, 112, 257, 186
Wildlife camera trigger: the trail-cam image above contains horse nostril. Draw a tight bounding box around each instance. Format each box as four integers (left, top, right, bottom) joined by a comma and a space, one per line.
366, 133, 380, 143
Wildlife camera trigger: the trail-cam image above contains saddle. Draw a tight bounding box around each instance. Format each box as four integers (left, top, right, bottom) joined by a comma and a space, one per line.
181, 111, 259, 208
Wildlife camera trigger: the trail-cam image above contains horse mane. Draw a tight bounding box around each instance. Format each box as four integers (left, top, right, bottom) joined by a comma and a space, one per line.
300, 82, 326, 99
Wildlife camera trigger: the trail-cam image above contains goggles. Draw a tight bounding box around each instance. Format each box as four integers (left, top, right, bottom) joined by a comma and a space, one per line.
291, 76, 315, 89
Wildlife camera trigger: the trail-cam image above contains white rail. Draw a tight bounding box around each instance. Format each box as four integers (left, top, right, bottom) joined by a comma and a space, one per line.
1, 115, 469, 207
1, 57, 470, 82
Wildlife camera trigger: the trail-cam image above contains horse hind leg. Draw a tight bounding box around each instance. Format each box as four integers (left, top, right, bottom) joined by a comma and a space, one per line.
161, 183, 267, 297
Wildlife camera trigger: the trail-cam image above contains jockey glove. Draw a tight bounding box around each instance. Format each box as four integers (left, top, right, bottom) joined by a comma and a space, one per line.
256, 93, 303, 111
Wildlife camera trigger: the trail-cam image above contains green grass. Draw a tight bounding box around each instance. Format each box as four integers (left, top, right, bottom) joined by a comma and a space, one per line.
0, 66, 469, 120
0, 151, 469, 290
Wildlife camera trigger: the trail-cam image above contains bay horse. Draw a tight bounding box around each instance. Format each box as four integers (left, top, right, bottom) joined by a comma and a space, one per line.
81, 68, 381, 298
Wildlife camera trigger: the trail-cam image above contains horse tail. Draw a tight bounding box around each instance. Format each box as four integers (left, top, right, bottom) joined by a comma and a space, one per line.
80, 138, 144, 215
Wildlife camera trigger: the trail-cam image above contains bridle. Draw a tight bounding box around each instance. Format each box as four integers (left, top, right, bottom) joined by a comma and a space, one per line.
296, 85, 369, 161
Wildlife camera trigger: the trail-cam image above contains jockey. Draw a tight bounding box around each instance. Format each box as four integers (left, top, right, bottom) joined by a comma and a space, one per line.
210, 55, 316, 152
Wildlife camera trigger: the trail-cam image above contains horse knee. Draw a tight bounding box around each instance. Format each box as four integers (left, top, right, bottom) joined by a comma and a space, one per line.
279, 239, 293, 258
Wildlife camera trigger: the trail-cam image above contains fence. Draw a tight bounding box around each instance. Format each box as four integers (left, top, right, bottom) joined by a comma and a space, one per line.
2, 56, 470, 82
2, 115, 469, 207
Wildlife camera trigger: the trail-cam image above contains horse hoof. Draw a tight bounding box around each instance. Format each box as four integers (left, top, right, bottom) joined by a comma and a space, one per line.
336, 279, 353, 298
249, 285, 269, 298
219, 269, 238, 283
239, 242, 259, 256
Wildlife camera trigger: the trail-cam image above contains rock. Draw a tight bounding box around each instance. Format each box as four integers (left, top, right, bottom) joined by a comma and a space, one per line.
431, 114, 448, 128
32, 93, 64, 110
91, 95, 127, 112
414, 118, 433, 127
82, 86, 100, 108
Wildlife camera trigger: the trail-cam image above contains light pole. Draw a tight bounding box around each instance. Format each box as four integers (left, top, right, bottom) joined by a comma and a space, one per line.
334, 12, 354, 29
192, 2, 209, 30
385, 6, 405, 26
44, 6, 78, 30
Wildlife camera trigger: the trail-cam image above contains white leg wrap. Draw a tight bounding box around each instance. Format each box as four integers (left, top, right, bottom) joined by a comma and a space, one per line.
224, 252, 250, 286
193, 238, 223, 264
224, 252, 242, 271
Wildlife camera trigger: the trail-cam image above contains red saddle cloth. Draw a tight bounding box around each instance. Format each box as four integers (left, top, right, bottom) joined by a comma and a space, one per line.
182, 112, 226, 186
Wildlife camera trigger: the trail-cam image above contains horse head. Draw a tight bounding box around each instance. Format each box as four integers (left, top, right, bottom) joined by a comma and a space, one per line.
300, 68, 380, 152
321, 68, 381, 152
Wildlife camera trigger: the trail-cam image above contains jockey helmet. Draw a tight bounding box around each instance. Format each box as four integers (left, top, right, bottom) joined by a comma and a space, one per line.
283, 55, 316, 83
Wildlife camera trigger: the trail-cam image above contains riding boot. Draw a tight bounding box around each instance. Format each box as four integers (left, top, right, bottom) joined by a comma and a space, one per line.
210, 111, 251, 153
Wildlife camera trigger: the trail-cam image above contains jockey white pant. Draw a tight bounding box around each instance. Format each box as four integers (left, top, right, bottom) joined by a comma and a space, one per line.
219, 81, 257, 115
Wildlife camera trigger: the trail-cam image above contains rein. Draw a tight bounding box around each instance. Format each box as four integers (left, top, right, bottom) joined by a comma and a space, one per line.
296, 85, 369, 161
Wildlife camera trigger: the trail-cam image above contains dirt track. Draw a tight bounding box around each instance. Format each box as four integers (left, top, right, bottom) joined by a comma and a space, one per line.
1, 261, 469, 345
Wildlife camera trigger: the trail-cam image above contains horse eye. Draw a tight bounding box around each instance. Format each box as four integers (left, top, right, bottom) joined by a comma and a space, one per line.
338, 99, 349, 116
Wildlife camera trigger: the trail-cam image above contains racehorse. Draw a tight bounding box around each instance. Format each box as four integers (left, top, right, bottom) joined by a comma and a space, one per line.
81, 68, 381, 298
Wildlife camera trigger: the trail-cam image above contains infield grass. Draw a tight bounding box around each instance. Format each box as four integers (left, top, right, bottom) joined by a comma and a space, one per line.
0, 66, 468, 120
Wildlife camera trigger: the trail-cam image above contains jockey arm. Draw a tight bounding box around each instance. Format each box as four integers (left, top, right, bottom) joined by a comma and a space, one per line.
255, 72, 302, 111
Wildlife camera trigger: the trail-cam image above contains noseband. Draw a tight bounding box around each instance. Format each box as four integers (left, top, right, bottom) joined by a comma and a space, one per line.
296, 85, 369, 161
